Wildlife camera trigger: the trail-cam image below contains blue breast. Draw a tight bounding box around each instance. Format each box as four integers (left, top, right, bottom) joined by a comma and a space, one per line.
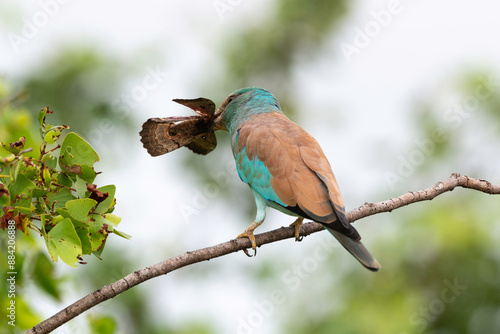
234, 146, 286, 207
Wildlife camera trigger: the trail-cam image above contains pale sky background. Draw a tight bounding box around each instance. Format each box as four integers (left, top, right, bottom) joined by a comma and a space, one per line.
1, 0, 500, 333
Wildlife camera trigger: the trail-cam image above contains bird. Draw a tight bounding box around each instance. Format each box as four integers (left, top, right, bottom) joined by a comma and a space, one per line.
213, 87, 380, 271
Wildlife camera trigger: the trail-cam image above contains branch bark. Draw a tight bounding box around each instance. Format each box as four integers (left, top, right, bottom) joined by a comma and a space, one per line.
26, 173, 500, 334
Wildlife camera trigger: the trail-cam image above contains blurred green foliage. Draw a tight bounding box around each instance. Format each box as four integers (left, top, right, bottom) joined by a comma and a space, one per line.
399, 70, 500, 186
74, 246, 216, 334
0, 232, 43, 333
222, 0, 347, 93
89, 315, 117, 334
460, 71, 500, 123
18, 48, 133, 136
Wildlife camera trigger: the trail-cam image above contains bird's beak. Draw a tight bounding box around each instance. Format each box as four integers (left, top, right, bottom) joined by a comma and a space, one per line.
211, 109, 227, 131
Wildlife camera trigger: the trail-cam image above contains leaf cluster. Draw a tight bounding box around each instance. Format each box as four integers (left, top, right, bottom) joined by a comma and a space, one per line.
0, 107, 129, 267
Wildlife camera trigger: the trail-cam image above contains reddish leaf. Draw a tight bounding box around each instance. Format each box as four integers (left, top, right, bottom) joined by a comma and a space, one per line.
0, 184, 9, 198
0, 206, 14, 230
10, 136, 26, 149
14, 212, 28, 233
87, 184, 109, 204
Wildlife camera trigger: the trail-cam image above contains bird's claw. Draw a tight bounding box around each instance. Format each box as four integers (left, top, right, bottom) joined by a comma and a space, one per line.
237, 230, 258, 257
289, 217, 304, 242
242, 248, 256, 257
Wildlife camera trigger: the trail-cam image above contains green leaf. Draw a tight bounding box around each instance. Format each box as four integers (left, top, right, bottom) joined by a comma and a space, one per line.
113, 229, 131, 240
79, 164, 97, 183
42, 215, 58, 262
15, 206, 33, 215
59, 145, 73, 167
55, 208, 71, 220
19, 161, 38, 180
10, 191, 33, 210
66, 198, 97, 222
0, 195, 9, 206
42, 214, 65, 233
60, 132, 100, 166
56, 172, 72, 187
59, 147, 97, 183
92, 239, 106, 259
0, 155, 16, 165
43, 155, 58, 169
74, 176, 87, 198
9, 174, 35, 200
41, 214, 47, 234
42, 166, 51, 187
11, 158, 22, 181
43, 130, 58, 144
76, 228, 92, 255
32, 189, 48, 198
88, 214, 111, 252
1, 136, 26, 154
104, 213, 121, 225
43, 125, 69, 144
59, 207, 92, 254
33, 253, 61, 300
46, 218, 82, 267
58, 133, 99, 183
38, 107, 49, 130
95, 185, 116, 214
47, 188, 74, 210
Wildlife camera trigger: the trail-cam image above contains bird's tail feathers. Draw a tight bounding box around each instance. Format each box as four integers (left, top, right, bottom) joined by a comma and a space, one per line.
326, 227, 381, 272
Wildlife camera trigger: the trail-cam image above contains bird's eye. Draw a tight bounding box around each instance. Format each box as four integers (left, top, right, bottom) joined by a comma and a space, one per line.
227, 95, 236, 103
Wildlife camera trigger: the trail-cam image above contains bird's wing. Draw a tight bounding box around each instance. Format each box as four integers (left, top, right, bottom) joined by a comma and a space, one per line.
235, 112, 346, 224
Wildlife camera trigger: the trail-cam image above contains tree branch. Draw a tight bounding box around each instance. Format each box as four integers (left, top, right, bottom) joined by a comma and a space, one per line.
26, 173, 500, 334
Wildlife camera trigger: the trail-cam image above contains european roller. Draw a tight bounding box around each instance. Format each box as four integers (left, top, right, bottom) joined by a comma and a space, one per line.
214, 87, 380, 271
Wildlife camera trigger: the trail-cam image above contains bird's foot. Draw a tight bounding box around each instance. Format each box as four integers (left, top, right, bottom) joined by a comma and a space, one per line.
289, 217, 304, 242
236, 222, 261, 257
237, 230, 257, 257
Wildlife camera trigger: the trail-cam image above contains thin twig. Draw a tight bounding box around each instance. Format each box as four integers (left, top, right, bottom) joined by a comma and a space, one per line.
19, 147, 34, 155
51, 182, 77, 192
25, 173, 500, 334
44, 144, 61, 155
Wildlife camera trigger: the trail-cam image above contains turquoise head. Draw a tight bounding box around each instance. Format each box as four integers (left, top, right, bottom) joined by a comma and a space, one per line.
215, 87, 282, 134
